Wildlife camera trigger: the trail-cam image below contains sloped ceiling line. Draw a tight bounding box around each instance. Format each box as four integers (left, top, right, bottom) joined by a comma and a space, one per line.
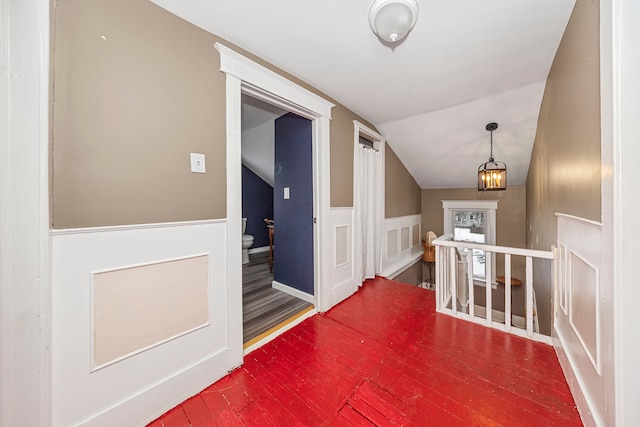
152, 0, 576, 189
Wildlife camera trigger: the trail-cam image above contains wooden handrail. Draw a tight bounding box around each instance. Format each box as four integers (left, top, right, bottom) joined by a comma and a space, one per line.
433, 234, 554, 259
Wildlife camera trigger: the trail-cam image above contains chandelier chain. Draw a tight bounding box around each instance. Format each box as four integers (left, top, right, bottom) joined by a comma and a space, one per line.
489, 129, 495, 162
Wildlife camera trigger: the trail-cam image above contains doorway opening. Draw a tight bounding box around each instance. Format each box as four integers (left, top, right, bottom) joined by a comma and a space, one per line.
353, 121, 386, 285
217, 43, 334, 357
240, 95, 314, 346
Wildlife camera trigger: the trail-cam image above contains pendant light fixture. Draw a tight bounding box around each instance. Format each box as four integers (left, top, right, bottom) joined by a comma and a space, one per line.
478, 122, 507, 191
369, 0, 419, 43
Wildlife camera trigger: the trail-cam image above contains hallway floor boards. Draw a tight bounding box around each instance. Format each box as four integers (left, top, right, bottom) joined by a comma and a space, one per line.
150, 276, 582, 426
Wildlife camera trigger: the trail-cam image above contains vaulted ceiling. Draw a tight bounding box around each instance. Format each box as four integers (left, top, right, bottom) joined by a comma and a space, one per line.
151, 0, 576, 189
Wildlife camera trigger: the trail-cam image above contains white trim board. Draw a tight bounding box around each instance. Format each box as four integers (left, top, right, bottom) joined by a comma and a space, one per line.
50, 218, 226, 235
1, 0, 51, 426
272, 280, 314, 304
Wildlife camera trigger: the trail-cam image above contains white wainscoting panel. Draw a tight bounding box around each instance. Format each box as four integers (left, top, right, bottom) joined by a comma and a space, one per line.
554, 214, 605, 427
51, 220, 234, 427
329, 208, 357, 307
382, 214, 422, 278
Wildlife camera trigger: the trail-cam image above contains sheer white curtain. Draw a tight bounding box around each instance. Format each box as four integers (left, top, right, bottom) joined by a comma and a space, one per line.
359, 146, 383, 280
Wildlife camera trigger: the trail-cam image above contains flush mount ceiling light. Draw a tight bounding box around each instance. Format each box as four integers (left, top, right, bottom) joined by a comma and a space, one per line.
369, 0, 419, 43
478, 122, 507, 191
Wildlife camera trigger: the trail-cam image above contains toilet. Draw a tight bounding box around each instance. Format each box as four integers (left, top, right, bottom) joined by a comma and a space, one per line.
241, 218, 254, 264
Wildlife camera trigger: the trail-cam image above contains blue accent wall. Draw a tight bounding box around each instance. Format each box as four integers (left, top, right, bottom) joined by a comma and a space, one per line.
241, 165, 273, 248
273, 113, 314, 295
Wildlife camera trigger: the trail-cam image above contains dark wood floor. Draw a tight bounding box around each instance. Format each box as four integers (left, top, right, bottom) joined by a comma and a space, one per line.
150, 276, 582, 426
242, 251, 312, 344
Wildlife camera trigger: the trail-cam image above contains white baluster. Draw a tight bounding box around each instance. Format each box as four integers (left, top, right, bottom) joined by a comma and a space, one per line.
505, 253, 512, 332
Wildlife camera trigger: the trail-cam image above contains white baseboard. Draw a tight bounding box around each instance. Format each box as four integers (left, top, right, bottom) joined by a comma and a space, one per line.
76, 350, 239, 427
272, 280, 314, 303
248, 246, 269, 254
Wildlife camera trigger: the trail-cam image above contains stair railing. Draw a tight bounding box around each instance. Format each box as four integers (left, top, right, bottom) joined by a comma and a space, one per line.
433, 234, 554, 344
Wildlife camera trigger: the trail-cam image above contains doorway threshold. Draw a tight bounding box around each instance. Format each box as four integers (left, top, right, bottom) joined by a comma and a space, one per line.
243, 305, 316, 355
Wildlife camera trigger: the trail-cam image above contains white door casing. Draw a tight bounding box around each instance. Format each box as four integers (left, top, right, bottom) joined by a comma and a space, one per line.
216, 44, 335, 313
1, 0, 51, 426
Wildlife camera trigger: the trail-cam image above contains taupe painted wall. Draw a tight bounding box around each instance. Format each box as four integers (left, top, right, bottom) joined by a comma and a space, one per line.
525, 0, 599, 335
52, 0, 226, 227
393, 261, 422, 287
421, 185, 527, 281
385, 145, 421, 218
526, 0, 601, 251
51, 0, 393, 227
329, 104, 359, 207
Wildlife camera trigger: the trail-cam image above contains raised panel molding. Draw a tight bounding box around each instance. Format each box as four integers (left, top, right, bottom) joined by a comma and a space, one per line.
92, 254, 210, 370
569, 251, 601, 374
335, 226, 349, 267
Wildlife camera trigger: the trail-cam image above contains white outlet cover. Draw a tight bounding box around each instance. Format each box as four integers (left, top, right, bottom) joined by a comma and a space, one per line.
284, 187, 290, 199
190, 153, 206, 173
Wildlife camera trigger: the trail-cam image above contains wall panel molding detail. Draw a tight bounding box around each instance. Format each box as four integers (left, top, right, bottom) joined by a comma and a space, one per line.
386, 229, 398, 259
558, 243, 568, 314
568, 250, 601, 373
51, 221, 230, 426
92, 254, 210, 370
382, 214, 422, 278
335, 226, 349, 267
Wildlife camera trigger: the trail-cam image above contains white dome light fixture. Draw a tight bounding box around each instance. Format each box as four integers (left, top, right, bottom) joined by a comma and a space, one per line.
369, 0, 419, 43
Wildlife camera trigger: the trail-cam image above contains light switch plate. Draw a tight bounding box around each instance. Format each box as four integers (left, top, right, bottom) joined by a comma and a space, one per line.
190, 153, 206, 173
284, 187, 290, 199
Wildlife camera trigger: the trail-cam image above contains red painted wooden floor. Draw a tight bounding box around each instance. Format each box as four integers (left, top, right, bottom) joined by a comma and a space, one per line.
149, 277, 582, 426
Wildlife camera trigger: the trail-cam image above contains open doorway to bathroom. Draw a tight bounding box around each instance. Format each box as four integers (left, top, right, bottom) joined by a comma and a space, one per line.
240, 94, 313, 346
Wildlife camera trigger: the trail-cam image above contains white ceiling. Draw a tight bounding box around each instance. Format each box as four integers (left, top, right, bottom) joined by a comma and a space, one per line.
151, 0, 576, 189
